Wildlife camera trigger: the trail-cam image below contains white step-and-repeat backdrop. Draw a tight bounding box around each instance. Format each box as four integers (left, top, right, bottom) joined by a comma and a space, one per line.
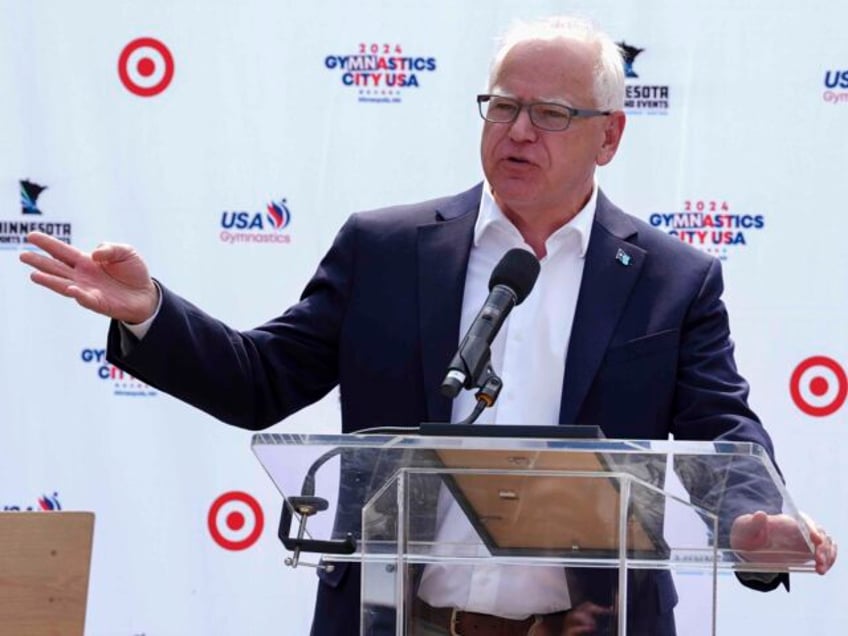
1, 1, 845, 634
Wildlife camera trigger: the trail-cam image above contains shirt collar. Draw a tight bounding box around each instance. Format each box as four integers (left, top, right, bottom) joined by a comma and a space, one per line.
475, 181, 597, 258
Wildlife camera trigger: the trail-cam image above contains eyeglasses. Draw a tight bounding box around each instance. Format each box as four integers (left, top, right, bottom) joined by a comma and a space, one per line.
477, 94, 612, 132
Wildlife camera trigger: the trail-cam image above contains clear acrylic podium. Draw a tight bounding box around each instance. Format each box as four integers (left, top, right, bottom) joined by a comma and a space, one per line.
252, 429, 816, 635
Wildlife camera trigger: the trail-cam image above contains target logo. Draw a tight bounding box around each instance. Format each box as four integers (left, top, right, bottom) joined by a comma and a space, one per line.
790, 356, 847, 417
208, 491, 264, 551
118, 37, 175, 97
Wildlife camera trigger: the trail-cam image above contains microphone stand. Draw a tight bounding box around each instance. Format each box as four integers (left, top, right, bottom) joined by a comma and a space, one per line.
454, 357, 503, 426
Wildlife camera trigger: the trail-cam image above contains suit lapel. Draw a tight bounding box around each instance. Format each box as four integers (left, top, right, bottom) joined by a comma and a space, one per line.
418, 185, 481, 423
559, 192, 646, 425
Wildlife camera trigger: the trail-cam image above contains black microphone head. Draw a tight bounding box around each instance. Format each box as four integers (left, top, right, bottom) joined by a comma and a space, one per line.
488, 248, 540, 304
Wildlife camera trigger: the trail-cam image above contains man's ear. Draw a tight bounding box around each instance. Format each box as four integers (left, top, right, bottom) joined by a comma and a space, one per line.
596, 111, 626, 166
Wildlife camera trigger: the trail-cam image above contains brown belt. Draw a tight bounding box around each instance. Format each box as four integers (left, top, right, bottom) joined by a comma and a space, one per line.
413, 598, 568, 636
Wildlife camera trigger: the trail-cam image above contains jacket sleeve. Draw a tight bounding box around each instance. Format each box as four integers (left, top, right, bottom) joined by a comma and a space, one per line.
670, 257, 789, 591
106, 214, 361, 430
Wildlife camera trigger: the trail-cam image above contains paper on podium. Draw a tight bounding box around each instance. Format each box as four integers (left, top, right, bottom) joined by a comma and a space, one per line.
435, 446, 669, 559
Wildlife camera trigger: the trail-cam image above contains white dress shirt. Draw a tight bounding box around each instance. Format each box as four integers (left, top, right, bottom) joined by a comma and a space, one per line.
416, 182, 597, 619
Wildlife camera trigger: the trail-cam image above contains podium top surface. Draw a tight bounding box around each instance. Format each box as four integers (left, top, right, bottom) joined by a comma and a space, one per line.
252, 430, 814, 573
252, 428, 774, 458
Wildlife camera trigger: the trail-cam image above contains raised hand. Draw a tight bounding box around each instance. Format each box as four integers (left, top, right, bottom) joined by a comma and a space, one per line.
20, 231, 159, 324
730, 510, 837, 575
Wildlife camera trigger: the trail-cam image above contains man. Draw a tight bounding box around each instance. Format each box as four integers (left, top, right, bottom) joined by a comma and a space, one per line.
21, 15, 835, 636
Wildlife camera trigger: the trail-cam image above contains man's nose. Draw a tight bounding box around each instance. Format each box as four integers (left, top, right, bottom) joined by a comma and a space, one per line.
508, 107, 537, 142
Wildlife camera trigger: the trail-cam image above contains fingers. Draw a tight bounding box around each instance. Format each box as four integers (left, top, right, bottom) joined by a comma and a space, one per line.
800, 512, 837, 575
24, 231, 84, 267
750, 511, 769, 544
24, 231, 134, 268
800, 511, 824, 545
814, 528, 837, 575
29, 271, 81, 299
826, 538, 838, 574
19, 249, 76, 280
91, 241, 137, 264
29, 272, 106, 314
732, 511, 769, 549
814, 534, 835, 574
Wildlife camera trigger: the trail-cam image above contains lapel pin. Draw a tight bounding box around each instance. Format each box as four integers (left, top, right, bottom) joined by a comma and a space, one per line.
615, 248, 632, 267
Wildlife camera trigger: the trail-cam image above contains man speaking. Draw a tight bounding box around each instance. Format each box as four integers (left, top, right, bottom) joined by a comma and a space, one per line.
21, 14, 835, 636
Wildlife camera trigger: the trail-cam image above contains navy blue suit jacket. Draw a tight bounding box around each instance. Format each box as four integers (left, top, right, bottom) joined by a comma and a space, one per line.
108, 183, 783, 634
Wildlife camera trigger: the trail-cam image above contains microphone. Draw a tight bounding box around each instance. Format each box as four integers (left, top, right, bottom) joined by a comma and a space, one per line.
440, 248, 540, 399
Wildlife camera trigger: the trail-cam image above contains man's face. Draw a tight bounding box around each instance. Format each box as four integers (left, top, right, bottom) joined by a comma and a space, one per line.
480, 38, 624, 224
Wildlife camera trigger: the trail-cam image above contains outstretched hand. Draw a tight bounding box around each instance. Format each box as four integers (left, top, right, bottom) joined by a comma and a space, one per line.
20, 231, 159, 324
730, 511, 837, 575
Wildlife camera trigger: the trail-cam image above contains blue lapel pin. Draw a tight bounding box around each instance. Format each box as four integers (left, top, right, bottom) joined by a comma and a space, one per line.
615, 248, 632, 267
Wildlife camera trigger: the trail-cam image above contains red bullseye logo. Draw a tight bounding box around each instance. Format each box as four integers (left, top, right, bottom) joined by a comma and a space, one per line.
208, 491, 264, 551
790, 356, 847, 417
118, 37, 174, 97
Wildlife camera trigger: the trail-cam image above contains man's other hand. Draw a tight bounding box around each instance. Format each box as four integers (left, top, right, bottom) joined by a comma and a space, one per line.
731, 510, 837, 575
20, 231, 159, 324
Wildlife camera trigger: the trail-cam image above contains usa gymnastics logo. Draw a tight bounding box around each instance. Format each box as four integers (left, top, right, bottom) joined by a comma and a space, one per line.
1, 180, 73, 251
81, 347, 157, 397
3, 491, 62, 511
823, 69, 848, 105
325, 43, 437, 103
118, 37, 175, 97
208, 491, 264, 551
790, 356, 847, 417
648, 200, 765, 260
617, 41, 669, 115
219, 197, 292, 245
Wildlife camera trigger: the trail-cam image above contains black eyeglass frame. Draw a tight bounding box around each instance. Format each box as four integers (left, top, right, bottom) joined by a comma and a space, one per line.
476, 94, 612, 131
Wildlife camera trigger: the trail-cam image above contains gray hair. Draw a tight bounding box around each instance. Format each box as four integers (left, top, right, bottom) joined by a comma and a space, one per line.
488, 15, 625, 111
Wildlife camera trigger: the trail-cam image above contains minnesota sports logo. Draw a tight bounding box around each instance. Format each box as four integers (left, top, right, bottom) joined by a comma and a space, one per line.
1, 180, 72, 249
616, 40, 669, 114
20, 179, 47, 214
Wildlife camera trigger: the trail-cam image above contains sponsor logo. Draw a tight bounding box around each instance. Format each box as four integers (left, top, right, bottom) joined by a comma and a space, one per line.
81, 348, 157, 397
219, 197, 293, 245
325, 42, 437, 103
1, 180, 72, 250
118, 37, 175, 97
790, 356, 847, 417
617, 41, 669, 115
648, 200, 765, 260
618, 41, 643, 79
3, 491, 62, 511
208, 491, 264, 551
823, 69, 848, 104
21, 179, 47, 215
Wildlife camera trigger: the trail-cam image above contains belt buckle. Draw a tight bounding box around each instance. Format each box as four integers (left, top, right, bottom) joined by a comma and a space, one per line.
449, 608, 461, 636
